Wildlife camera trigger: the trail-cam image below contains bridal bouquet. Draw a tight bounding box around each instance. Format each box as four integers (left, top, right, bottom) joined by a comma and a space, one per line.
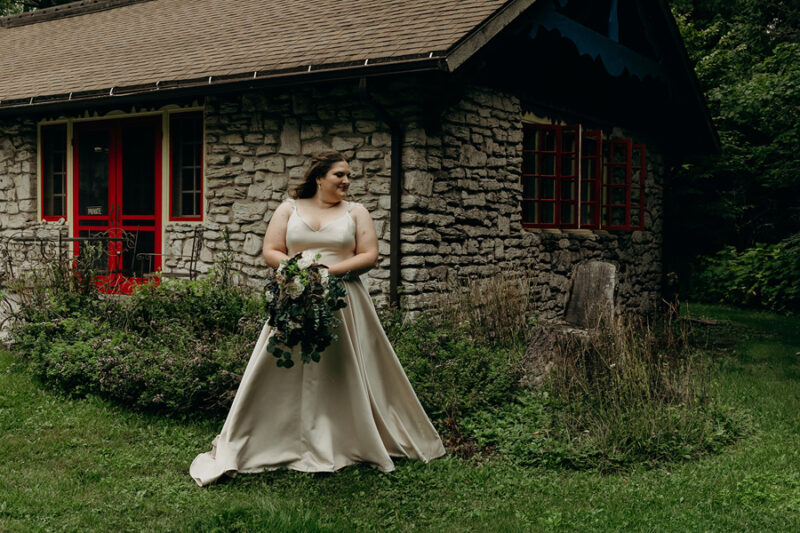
263, 251, 348, 368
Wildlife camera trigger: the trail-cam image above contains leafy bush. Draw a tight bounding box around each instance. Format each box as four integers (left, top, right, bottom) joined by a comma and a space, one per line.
690, 233, 800, 312
384, 310, 524, 451
8, 250, 262, 416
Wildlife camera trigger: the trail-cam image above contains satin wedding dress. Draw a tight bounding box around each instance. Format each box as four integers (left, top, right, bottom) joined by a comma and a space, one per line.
190, 199, 446, 486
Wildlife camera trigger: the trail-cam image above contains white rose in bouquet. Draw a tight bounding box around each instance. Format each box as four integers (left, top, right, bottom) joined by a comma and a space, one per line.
285, 277, 305, 299
297, 250, 316, 270
320, 268, 329, 287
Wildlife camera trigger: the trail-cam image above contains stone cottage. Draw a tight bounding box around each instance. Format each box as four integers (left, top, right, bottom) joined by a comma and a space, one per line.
0, 0, 718, 315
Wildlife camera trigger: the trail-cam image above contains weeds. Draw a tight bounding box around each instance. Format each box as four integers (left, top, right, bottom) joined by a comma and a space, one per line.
464, 308, 745, 470
427, 270, 536, 350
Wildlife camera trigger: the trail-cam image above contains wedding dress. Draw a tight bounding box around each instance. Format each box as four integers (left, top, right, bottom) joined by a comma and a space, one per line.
190, 199, 446, 486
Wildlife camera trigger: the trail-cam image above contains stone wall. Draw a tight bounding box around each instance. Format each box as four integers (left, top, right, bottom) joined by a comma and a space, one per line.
395, 85, 665, 318
0, 118, 38, 230
0, 118, 67, 280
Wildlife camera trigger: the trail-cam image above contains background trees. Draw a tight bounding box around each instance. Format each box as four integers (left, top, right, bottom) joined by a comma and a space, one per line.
666, 0, 800, 273
0, 1, 72, 16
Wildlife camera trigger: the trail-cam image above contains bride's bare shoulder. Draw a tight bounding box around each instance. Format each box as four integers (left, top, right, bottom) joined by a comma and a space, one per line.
272, 199, 295, 219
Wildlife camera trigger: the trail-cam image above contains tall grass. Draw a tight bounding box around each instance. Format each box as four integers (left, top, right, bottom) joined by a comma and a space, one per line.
535, 309, 740, 468
427, 270, 535, 349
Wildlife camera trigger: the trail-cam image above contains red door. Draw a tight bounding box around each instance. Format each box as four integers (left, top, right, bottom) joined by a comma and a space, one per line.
73, 118, 162, 292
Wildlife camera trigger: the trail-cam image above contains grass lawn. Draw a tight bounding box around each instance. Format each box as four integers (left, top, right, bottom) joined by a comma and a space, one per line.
1, 303, 799, 532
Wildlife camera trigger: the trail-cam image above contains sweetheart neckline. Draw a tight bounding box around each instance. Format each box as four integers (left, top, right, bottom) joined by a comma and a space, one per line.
290, 210, 354, 233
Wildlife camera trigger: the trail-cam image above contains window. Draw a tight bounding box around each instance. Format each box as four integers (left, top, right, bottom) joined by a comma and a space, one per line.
41, 124, 68, 220
522, 124, 645, 230
170, 113, 203, 220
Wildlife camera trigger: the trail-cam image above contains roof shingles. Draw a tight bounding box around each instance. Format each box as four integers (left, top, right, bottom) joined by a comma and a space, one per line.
0, 0, 511, 102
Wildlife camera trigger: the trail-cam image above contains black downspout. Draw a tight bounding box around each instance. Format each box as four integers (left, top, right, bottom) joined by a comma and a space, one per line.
358, 78, 403, 307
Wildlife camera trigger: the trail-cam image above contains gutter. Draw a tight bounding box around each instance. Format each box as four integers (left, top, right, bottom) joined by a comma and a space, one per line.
0, 54, 448, 116
357, 78, 403, 308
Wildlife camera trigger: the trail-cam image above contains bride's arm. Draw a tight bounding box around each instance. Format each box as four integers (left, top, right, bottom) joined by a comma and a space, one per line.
327, 204, 379, 276
261, 201, 294, 268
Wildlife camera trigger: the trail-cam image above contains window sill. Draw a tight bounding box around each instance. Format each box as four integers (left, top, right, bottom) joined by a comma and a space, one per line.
522, 227, 609, 236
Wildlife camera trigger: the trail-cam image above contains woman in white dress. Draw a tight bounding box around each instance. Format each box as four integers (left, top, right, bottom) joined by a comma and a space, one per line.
190, 152, 446, 486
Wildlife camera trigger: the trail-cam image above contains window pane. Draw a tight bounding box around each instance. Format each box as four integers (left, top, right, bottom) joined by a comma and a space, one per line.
542, 129, 557, 151
540, 178, 555, 199
522, 201, 535, 223
611, 207, 626, 226
523, 153, 537, 174
171, 113, 203, 218
562, 130, 576, 152
182, 168, 196, 191
522, 177, 535, 199
122, 124, 156, 216
182, 143, 196, 164
42, 125, 67, 218
561, 154, 575, 177
181, 193, 193, 214
523, 129, 537, 150
541, 154, 555, 176
78, 129, 110, 217
561, 179, 575, 200
611, 187, 626, 204
611, 166, 627, 184
581, 204, 596, 226
583, 135, 597, 154
582, 159, 596, 180
540, 203, 554, 224
581, 180, 596, 201
560, 204, 575, 225
613, 145, 628, 163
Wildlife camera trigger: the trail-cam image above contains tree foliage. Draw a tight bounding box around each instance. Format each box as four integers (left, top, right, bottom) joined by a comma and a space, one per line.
666, 0, 800, 270
0, 0, 73, 16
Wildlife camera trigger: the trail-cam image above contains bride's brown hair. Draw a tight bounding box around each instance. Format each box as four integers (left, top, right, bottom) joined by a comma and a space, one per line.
291, 151, 348, 199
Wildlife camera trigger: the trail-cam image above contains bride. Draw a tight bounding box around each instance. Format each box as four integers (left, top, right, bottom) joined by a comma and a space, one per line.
190, 151, 446, 486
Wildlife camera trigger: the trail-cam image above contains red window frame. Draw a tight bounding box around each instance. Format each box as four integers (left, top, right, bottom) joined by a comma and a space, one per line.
580, 129, 602, 229
630, 144, 646, 230
602, 138, 632, 230
169, 112, 204, 221
522, 124, 580, 228
40, 124, 68, 221
521, 123, 646, 231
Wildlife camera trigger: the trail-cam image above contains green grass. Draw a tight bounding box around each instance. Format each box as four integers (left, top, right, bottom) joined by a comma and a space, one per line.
1, 304, 799, 531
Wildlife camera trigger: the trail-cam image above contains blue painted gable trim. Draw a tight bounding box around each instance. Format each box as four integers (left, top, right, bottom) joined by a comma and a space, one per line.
530, 1, 664, 80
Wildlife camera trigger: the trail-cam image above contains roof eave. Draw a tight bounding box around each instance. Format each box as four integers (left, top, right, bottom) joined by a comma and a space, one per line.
444, 0, 539, 72
0, 55, 448, 116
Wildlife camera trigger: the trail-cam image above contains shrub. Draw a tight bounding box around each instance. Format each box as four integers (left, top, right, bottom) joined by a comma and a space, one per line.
382, 273, 535, 452
463, 313, 744, 470
386, 311, 524, 449
690, 233, 800, 312
8, 249, 263, 416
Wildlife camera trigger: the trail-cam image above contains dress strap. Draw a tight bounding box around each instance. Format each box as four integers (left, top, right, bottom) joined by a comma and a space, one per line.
285, 198, 297, 210
346, 201, 361, 213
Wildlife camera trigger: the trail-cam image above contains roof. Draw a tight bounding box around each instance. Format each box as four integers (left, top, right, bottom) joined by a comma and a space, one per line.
0, 0, 533, 110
